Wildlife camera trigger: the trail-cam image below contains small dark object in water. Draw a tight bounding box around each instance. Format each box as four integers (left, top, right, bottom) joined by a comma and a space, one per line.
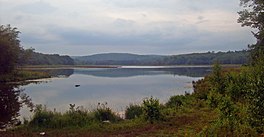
75, 85, 80, 87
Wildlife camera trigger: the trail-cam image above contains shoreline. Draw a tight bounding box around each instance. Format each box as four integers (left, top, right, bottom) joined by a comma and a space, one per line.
20, 64, 242, 70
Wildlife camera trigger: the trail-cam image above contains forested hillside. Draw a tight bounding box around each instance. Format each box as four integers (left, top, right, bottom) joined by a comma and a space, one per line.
162, 50, 249, 65
18, 50, 249, 66
74, 53, 166, 65
22, 52, 74, 65
74, 50, 249, 65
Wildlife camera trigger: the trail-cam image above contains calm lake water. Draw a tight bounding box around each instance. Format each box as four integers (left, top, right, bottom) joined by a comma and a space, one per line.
0, 67, 211, 127
21, 67, 210, 116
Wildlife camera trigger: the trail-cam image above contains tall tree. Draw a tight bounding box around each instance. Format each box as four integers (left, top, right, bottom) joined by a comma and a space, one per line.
0, 25, 21, 74
238, 0, 264, 132
238, 0, 264, 64
0, 84, 34, 128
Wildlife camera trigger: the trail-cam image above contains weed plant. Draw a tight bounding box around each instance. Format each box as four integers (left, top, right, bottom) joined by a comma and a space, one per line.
94, 102, 122, 122
142, 96, 162, 124
125, 104, 143, 119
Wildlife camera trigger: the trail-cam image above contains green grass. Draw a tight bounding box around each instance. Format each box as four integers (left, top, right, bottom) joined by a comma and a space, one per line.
2, 94, 220, 137
2, 94, 259, 136
3, 91, 257, 136
0, 69, 51, 83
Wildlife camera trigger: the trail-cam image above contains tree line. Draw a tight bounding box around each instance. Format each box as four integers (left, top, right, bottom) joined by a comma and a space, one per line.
162, 50, 249, 65
74, 51, 249, 66
0, 25, 74, 75
0, 24, 249, 70
23, 52, 74, 65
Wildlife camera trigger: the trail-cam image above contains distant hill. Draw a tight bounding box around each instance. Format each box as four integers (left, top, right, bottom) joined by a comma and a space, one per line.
74, 53, 166, 65
74, 51, 249, 65
19, 50, 249, 66
162, 50, 249, 65
23, 52, 74, 65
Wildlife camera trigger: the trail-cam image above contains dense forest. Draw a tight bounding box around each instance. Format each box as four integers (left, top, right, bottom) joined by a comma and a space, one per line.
22, 52, 74, 65
74, 50, 249, 65
162, 50, 249, 65
21, 50, 248, 66
73, 53, 165, 65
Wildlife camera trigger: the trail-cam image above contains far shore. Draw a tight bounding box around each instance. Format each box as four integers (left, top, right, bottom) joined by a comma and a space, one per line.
20, 64, 242, 70
20, 65, 120, 69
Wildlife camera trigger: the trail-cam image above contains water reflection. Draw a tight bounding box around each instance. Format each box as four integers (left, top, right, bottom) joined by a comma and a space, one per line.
0, 84, 33, 129
1, 67, 210, 127
74, 67, 211, 78
29, 69, 74, 78
27, 67, 210, 78
21, 67, 209, 115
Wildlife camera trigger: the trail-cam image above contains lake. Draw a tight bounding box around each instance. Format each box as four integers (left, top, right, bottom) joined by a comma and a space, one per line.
0, 66, 211, 126
20, 67, 210, 117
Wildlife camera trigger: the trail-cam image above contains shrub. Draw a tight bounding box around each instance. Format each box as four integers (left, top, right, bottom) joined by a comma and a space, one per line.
198, 119, 257, 137
247, 63, 264, 133
64, 104, 94, 127
125, 104, 143, 119
192, 78, 211, 100
29, 104, 95, 129
165, 95, 186, 108
225, 70, 250, 102
29, 104, 54, 128
94, 102, 121, 122
142, 97, 162, 124
207, 89, 222, 108
209, 63, 227, 94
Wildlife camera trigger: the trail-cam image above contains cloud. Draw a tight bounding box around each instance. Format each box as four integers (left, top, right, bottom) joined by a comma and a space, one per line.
20, 22, 202, 47
0, 0, 256, 55
113, 18, 135, 28
15, 1, 57, 14
20, 21, 254, 55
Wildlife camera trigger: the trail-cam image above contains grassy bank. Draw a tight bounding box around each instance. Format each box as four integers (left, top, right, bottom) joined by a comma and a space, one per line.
0, 70, 51, 83
2, 95, 219, 137
0, 65, 119, 83
22, 65, 120, 69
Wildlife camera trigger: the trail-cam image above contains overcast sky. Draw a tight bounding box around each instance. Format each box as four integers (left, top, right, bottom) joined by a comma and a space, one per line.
0, 0, 256, 56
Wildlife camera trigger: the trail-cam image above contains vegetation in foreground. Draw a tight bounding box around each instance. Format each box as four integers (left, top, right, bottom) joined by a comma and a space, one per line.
0, 0, 264, 136
2, 94, 219, 136
2, 63, 262, 137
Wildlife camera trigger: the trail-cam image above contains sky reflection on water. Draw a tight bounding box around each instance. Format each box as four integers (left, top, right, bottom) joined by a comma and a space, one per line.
20, 67, 209, 119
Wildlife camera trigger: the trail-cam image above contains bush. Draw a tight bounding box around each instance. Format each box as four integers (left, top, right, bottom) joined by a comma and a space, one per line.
225, 69, 250, 102
125, 104, 143, 119
29, 104, 96, 129
165, 95, 186, 108
142, 97, 162, 124
198, 119, 257, 137
208, 63, 227, 95
64, 104, 94, 127
247, 63, 264, 133
94, 102, 121, 122
29, 104, 55, 128
193, 78, 211, 100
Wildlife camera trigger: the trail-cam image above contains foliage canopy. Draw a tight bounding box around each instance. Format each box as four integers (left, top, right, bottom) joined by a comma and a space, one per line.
238, 0, 264, 64
0, 25, 21, 74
